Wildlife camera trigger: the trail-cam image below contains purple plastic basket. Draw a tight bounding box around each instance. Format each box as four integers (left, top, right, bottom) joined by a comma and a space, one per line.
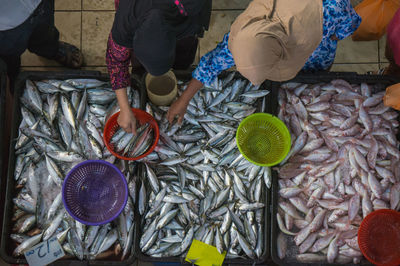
62, 160, 128, 226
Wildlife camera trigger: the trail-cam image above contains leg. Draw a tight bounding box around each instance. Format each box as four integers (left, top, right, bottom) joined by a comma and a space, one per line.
131, 53, 146, 76
385, 41, 400, 77
385, 41, 395, 64
27, 0, 59, 59
0, 10, 36, 85
0, 55, 21, 91
28, 0, 83, 68
173, 36, 198, 70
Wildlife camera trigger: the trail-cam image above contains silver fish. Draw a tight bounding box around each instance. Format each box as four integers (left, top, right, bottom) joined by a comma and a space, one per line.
25, 80, 43, 114
60, 94, 76, 130
13, 233, 43, 256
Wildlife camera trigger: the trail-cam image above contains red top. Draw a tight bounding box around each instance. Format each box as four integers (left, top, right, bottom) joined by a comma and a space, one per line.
106, 0, 187, 90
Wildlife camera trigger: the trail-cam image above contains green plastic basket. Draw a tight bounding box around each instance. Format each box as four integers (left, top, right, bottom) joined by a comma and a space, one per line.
236, 113, 291, 166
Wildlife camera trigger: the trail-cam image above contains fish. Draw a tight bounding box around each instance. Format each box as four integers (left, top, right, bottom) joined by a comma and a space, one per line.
111, 123, 153, 158
13, 215, 36, 234
240, 90, 270, 98
60, 94, 76, 130
138, 179, 147, 215
84, 225, 99, 251
65, 79, 107, 89
13, 233, 43, 257
137, 74, 269, 259
277, 233, 287, 259
76, 89, 87, 121
25, 80, 43, 114
11, 79, 137, 260
43, 210, 65, 241
47, 151, 84, 163
45, 154, 64, 187
280, 132, 308, 165
13, 75, 269, 260
97, 229, 118, 254
276, 80, 399, 263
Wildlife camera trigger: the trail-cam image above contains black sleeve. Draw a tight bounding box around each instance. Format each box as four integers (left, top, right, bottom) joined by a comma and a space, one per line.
111, 0, 152, 48
199, 0, 212, 31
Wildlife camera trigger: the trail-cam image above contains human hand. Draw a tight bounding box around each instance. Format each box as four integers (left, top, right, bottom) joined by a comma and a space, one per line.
166, 78, 204, 125
117, 107, 137, 134
167, 97, 189, 125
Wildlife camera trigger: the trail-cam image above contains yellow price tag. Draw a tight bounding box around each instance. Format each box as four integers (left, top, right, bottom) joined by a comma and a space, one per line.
185, 239, 226, 266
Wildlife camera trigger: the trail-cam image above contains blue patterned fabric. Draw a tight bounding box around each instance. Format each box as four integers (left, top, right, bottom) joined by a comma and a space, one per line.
192, 33, 234, 86
193, 0, 361, 86
303, 0, 361, 71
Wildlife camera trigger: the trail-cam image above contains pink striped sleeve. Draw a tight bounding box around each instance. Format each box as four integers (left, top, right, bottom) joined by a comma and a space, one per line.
106, 33, 132, 90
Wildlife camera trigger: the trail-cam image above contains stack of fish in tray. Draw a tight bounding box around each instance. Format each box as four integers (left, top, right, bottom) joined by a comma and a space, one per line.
136, 73, 271, 260
109, 122, 154, 159
275, 79, 400, 263
11, 79, 140, 260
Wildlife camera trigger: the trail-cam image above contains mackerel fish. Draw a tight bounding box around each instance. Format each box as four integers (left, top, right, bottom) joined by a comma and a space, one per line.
11, 78, 141, 260
137, 73, 271, 260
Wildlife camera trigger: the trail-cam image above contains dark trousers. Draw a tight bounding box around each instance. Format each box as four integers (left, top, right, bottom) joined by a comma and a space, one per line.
385, 41, 400, 77
131, 36, 198, 73
0, 0, 60, 88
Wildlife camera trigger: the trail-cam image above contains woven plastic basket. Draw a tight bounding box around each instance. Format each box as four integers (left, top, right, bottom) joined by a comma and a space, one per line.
62, 160, 128, 225
236, 113, 291, 166
103, 108, 159, 161
358, 209, 400, 266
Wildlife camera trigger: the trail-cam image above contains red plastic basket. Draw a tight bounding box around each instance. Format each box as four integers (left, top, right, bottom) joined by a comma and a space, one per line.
358, 209, 400, 266
103, 108, 159, 161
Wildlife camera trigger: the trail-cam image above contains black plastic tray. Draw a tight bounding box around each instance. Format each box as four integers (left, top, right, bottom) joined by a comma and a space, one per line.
0, 59, 7, 188
0, 58, 8, 243
134, 70, 271, 265
0, 70, 139, 266
0, 59, 8, 244
267, 72, 400, 266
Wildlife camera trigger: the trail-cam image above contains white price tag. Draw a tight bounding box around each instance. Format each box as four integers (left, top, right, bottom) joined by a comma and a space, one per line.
24, 236, 65, 266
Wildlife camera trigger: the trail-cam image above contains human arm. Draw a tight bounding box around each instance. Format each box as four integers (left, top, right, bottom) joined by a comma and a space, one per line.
167, 33, 235, 124
106, 33, 137, 133
167, 78, 203, 124
115, 88, 137, 134
333, 0, 362, 40
191, 33, 235, 86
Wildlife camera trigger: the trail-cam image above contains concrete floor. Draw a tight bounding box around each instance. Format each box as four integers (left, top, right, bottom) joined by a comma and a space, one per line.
21, 0, 388, 74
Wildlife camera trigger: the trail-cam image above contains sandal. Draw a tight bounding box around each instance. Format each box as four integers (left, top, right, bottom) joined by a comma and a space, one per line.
367, 68, 386, 75
55, 41, 84, 68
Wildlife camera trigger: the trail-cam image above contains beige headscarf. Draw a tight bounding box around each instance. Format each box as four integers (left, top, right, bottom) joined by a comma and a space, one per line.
228, 0, 323, 85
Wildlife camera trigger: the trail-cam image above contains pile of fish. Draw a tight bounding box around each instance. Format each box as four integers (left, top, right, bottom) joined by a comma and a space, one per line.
109, 123, 154, 158
275, 80, 400, 263
136, 73, 271, 260
11, 79, 140, 260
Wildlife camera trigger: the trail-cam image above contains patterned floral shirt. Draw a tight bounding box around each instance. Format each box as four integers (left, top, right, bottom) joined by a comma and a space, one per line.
106, 0, 188, 90
193, 0, 361, 86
